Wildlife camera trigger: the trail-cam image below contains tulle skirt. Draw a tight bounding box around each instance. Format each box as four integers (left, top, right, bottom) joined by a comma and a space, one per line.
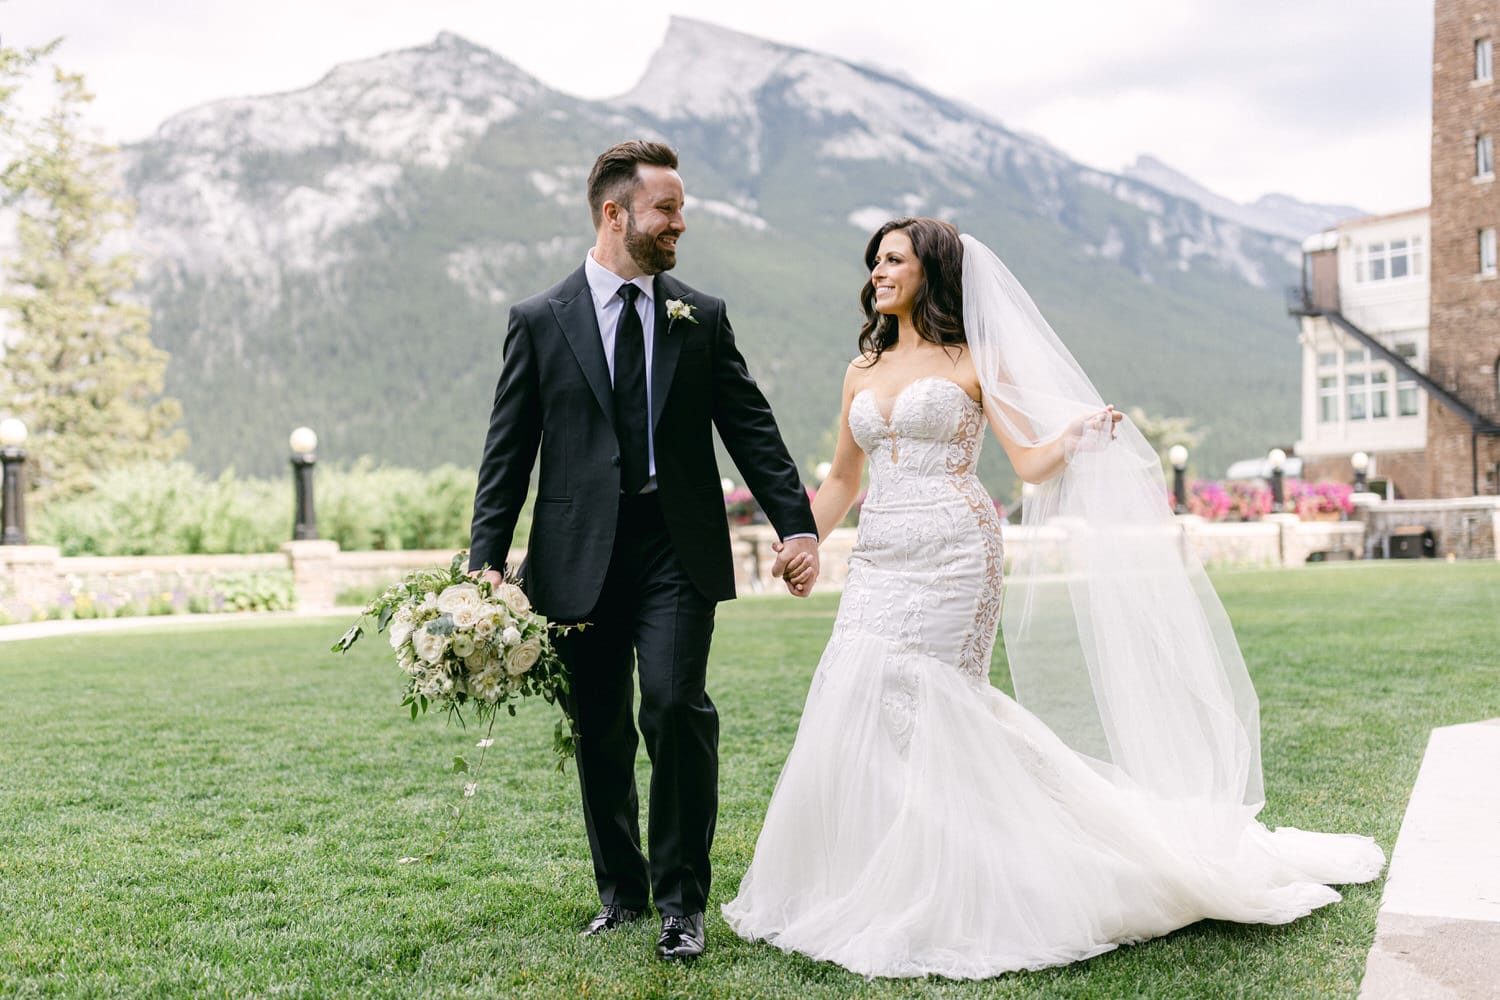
721, 630, 1385, 980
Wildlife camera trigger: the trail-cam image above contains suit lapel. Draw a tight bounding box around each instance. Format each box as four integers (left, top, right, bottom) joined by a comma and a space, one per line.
549, 268, 615, 433
651, 274, 686, 434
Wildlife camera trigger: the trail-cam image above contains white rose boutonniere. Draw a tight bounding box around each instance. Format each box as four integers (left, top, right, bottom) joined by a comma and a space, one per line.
666, 298, 698, 327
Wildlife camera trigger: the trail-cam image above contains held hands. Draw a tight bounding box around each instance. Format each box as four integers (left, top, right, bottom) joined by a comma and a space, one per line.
771, 536, 820, 598
1062, 405, 1123, 463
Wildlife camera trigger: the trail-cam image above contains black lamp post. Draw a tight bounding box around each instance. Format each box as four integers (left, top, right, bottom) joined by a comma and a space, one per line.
1351, 451, 1370, 493
0, 418, 28, 546
1268, 448, 1287, 513
290, 426, 318, 541
1168, 445, 1189, 514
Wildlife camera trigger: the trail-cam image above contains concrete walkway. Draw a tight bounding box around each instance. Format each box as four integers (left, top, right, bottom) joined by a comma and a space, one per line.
0, 607, 362, 643
1361, 718, 1500, 1000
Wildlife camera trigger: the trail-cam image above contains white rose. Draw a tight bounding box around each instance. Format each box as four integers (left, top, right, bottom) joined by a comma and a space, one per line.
411, 625, 448, 665
501, 626, 522, 647
437, 583, 483, 615
450, 606, 478, 629
493, 583, 530, 613
450, 632, 475, 658
473, 615, 496, 638
504, 637, 542, 676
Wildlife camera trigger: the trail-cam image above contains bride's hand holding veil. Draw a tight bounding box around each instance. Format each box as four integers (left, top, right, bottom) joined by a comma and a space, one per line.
1062, 405, 1122, 462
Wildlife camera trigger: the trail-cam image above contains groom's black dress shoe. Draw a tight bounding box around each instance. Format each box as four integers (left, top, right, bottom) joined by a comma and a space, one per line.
655, 912, 706, 961
580, 904, 644, 939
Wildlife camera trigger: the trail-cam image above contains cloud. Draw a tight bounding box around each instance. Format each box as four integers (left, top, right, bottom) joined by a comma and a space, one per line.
0, 0, 1433, 211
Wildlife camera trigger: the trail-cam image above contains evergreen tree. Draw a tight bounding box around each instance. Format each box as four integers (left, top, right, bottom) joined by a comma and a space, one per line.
0, 61, 186, 500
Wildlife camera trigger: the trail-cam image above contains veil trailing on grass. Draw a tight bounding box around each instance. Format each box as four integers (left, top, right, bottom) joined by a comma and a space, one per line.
960, 233, 1265, 815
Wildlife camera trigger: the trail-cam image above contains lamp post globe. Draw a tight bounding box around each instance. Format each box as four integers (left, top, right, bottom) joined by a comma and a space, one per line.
1167, 445, 1189, 514
289, 426, 318, 456
1267, 448, 1287, 512
289, 426, 319, 541
0, 418, 26, 448
0, 417, 27, 545
1351, 451, 1370, 492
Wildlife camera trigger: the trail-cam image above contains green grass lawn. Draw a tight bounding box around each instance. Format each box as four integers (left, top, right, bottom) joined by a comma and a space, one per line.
1, 561, 1496, 999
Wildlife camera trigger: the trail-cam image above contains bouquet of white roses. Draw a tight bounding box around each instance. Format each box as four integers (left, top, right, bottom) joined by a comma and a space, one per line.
333, 552, 577, 763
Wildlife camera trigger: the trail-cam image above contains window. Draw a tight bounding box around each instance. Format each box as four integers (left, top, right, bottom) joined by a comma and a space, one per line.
1479, 135, 1494, 179
1347, 373, 1367, 420
1318, 376, 1339, 423
1356, 235, 1424, 283
1371, 370, 1390, 418
1482, 227, 1498, 276
1393, 341, 1420, 417
1317, 351, 1338, 369
1479, 39, 1494, 82
1346, 348, 1369, 365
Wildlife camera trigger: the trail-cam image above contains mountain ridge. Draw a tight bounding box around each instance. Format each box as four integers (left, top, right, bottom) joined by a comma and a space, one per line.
113, 22, 1335, 486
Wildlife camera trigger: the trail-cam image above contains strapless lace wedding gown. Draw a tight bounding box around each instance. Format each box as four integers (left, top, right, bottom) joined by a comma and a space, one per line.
721, 377, 1384, 980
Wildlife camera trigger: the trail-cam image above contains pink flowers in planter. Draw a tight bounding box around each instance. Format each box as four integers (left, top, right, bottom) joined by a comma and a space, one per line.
1169, 479, 1351, 521
1285, 479, 1354, 517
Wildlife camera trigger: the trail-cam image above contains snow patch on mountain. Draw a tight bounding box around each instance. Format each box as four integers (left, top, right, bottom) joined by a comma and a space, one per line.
446, 236, 588, 305
686, 196, 769, 231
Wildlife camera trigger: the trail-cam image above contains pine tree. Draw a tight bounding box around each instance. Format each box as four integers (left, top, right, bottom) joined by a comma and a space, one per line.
0, 63, 186, 500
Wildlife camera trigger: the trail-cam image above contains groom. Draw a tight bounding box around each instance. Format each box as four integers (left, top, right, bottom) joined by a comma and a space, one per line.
468, 140, 819, 961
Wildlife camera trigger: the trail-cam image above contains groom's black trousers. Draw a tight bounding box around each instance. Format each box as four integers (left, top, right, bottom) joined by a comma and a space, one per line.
553, 491, 718, 917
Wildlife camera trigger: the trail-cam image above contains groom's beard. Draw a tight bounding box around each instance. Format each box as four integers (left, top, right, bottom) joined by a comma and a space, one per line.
625, 213, 678, 274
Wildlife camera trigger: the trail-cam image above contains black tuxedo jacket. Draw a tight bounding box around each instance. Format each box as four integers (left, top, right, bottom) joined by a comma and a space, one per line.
469, 265, 816, 620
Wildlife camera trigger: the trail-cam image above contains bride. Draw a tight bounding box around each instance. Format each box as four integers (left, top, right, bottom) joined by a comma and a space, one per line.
722, 218, 1385, 979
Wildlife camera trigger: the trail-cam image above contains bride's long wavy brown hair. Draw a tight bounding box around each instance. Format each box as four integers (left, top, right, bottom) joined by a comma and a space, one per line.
857, 217, 966, 365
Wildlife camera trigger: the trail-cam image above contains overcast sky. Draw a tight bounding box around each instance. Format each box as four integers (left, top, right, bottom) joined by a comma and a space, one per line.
3, 0, 1432, 215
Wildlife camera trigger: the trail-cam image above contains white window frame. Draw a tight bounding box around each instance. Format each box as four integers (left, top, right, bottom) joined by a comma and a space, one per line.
1317, 375, 1339, 423
1356, 235, 1423, 283
1394, 340, 1421, 417
1479, 135, 1494, 179
1479, 38, 1494, 82
1481, 227, 1498, 277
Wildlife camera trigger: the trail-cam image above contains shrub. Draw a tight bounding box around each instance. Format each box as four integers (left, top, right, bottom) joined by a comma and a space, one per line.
31, 460, 486, 556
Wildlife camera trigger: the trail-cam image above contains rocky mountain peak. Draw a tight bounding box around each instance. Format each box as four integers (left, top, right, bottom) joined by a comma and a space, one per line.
149, 32, 546, 166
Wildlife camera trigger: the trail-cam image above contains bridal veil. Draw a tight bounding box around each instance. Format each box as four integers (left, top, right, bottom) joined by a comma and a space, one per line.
961, 234, 1265, 823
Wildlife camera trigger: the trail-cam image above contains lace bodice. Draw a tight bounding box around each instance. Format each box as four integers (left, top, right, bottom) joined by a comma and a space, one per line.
849, 377, 986, 502
827, 376, 1004, 702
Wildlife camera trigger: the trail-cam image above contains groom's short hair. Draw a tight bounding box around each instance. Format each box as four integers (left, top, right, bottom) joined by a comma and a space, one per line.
588, 140, 679, 228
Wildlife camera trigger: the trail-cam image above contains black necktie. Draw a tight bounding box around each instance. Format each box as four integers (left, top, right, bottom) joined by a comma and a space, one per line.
613, 283, 650, 494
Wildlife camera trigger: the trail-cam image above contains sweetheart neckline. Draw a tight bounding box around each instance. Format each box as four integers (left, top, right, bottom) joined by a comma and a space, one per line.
855, 376, 982, 428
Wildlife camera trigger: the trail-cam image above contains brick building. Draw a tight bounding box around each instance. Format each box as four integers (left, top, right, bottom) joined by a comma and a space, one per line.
1291, 0, 1500, 497
1428, 0, 1500, 496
